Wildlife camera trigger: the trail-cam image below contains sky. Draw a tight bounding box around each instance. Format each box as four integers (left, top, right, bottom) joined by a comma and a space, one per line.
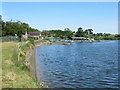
2, 2, 118, 34
1, 0, 119, 2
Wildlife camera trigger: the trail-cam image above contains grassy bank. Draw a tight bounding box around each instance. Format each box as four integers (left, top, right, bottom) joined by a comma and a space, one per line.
2, 41, 42, 88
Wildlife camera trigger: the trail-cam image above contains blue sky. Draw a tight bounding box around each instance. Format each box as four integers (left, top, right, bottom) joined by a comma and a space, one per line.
2, 2, 118, 34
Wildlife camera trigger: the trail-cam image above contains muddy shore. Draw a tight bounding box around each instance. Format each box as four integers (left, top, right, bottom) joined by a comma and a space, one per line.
26, 41, 52, 87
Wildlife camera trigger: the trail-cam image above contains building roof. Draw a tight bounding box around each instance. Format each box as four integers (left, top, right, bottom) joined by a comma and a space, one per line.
28, 32, 40, 36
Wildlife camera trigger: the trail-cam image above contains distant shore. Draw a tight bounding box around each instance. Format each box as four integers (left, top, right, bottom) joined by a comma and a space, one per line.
35, 40, 101, 47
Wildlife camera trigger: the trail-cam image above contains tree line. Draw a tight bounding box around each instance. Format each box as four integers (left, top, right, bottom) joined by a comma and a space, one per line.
41, 28, 120, 40
0, 15, 119, 40
41, 27, 94, 39
0, 15, 39, 38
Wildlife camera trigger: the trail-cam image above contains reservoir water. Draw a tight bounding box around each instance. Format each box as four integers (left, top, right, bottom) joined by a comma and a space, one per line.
36, 40, 118, 88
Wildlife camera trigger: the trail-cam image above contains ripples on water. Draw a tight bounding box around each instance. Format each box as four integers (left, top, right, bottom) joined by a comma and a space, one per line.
36, 40, 118, 88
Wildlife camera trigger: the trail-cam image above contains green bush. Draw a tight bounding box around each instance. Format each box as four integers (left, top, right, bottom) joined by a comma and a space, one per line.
29, 38, 35, 45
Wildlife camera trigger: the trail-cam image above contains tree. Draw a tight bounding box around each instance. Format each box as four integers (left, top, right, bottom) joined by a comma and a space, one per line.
78, 27, 83, 31
87, 29, 93, 34
2, 19, 39, 37
0, 15, 2, 36
41, 30, 50, 37
75, 27, 84, 37
84, 29, 89, 35
63, 28, 73, 39
84, 29, 93, 38
64, 28, 70, 31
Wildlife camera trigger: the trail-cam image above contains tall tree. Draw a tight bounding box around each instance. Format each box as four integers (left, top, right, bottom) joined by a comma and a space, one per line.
75, 27, 84, 37
87, 29, 93, 34
84, 29, 93, 38
64, 28, 73, 39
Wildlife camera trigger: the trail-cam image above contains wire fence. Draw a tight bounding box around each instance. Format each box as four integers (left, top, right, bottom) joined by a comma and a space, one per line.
0, 37, 26, 42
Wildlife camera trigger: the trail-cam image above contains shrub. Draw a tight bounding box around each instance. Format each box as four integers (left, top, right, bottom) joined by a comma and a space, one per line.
28, 38, 35, 45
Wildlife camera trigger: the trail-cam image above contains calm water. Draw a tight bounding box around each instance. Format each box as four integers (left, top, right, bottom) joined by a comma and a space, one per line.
36, 40, 118, 88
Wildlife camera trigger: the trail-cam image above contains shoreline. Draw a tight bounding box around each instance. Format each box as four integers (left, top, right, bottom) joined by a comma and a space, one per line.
30, 41, 52, 87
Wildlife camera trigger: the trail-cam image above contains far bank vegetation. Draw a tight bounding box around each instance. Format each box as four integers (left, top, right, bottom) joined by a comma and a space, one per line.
0, 15, 119, 40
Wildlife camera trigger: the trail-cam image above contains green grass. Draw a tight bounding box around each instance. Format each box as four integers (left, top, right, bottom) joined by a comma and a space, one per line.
2, 42, 42, 88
